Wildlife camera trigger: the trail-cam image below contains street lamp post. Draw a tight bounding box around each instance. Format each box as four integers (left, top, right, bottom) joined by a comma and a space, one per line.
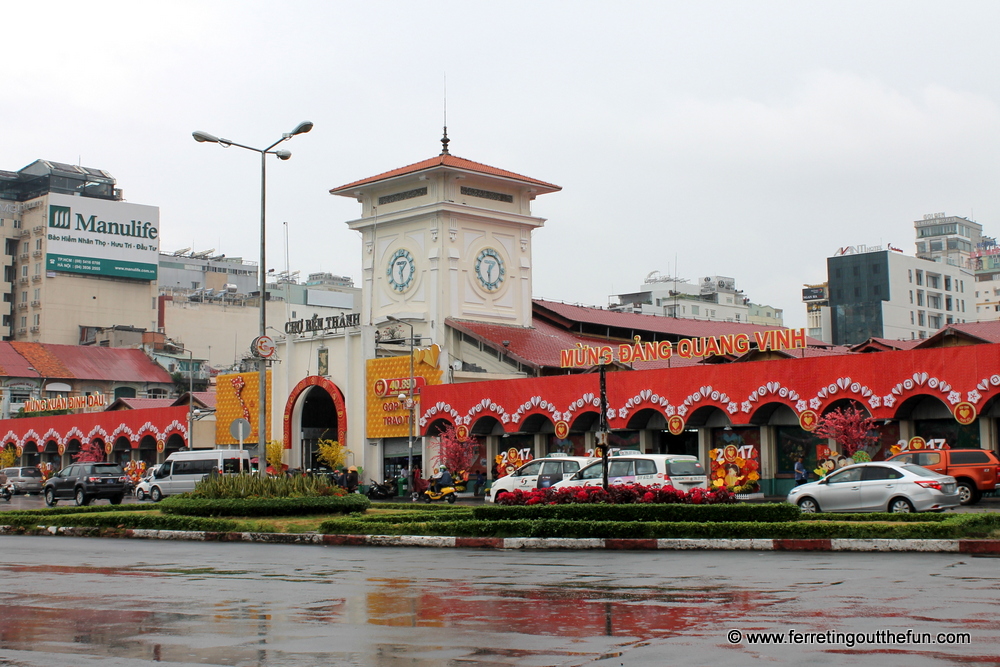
193, 121, 313, 477
387, 316, 415, 495
186, 349, 195, 450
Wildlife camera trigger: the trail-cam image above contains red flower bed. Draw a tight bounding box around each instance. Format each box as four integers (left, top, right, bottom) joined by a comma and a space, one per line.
495, 484, 735, 506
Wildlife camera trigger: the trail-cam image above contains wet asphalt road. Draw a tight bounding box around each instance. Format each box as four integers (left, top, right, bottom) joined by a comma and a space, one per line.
0, 536, 998, 666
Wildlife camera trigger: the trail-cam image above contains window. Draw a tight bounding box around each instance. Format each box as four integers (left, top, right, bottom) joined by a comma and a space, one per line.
910, 311, 915, 324
873, 285, 880, 296
21, 291, 27, 303
908, 269, 913, 283
917, 291, 924, 306
909, 290, 913, 303
927, 275, 940, 289
945, 276, 952, 291
918, 312, 925, 326
852, 265, 860, 276
854, 287, 861, 297
946, 296, 952, 311
691, 305, 700, 315
33, 288, 39, 301
871, 264, 880, 274
929, 315, 941, 329
33, 263, 40, 276
515, 461, 542, 476
916, 271, 923, 286
635, 460, 657, 475
861, 466, 904, 481
608, 461, 634, 477
828, 468, 863, 484
34, 238, 42, 251
32, 314, 39, 326
928, 295, 941, 309
21, 265, 27, 277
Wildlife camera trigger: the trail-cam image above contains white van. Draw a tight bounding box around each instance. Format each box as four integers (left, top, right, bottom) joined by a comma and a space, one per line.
148, 449, 252, 501
552, 454, 708, 492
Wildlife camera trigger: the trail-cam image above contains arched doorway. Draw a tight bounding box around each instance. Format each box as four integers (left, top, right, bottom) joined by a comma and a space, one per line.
285, 376, 347, 472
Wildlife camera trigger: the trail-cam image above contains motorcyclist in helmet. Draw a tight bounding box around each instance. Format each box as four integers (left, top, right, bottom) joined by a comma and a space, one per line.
432, 465, 453, 493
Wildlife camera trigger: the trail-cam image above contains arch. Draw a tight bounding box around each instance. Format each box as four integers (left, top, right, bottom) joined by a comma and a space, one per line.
113, 436, 132, 464
892, 394, 952, 421
568, 410, 600, 433
821, 398, 871, 418
114, 386, 137, 400
687, 405, 731, 428
626, 407, 666, 430
750, 402, 799, 426
520, 413, 555, 434
425, 418, 454, 437
284, 376, 347, 450
66, 439, 82, 458
470, 415, 503, 436
164, 433, 185, 456
138, 435, 158, 466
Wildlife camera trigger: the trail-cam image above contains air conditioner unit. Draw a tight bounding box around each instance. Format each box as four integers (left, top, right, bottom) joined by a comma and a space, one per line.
16, 327, 27, 335
30, 300, 40, 307
29, 326, 39, 333
32, 249, 42, 257
32, 225, 43, 235
18, 253, 29, 261
17, 303, 27, 310
18, 276, 29, 284
31, 274, 41, 282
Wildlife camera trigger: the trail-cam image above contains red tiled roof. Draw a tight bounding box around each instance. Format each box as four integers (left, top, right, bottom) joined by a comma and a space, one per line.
108, 398, 177, 410
447, 318, 705, 371
330, 154, 561, 194
917, 321, 1000, 347
533, 299, 827, 345
173, 391, 216, 409
0, 342, 173, 383
850, 337, 923, 353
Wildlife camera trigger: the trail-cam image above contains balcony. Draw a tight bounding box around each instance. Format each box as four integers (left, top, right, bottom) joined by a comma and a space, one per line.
31, 274, 41, 283
18, 276, 29, 284
32, 225, 43, 235
16, 327, 26, 335
29, 325, 39, 333
17, 302, 27, 310
18, 253, 29, 261
32, 249, 42, 258
18, 228, 31, 238
30, 300, 40, 308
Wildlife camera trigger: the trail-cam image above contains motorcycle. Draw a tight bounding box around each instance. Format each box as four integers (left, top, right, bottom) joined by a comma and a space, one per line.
1, 482, 12, 502
366, 478, 396, 500
422, 484, 457, 504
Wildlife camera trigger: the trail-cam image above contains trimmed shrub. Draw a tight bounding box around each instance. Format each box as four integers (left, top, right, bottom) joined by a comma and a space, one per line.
0, 504, 159, 517
2, 511, 239, 532
188, 473, 348, 499
474, 503, 799, 523
159, 494, 370, 517
496, 484, 735, 506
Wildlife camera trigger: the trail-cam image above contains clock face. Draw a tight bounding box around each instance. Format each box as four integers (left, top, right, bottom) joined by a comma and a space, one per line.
475, 248, 505, 292
387, 249, 415, 292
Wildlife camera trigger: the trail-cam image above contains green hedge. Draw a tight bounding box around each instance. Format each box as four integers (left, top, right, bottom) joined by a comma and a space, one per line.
799, 512, 953, 523
158, 494, 371, 517
320, 512, 1000, 540
1, 511, 239, 532
473, 503, 800, 523
0, 504, 159, 517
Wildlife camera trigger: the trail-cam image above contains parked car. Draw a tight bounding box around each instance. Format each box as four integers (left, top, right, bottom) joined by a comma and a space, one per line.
0, 466, 43, 495
552, 454, 708, 492
887, 448, 1000, 506
787, 461, 959, 513
148, 449, 252, 501
134, 464, 161, 501
487, 455, 596, 503
43, 462, 128, 507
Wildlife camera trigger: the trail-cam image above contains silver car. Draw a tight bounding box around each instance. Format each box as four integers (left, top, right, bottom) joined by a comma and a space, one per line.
787, 461, 960, 513
1, 466, 43, 495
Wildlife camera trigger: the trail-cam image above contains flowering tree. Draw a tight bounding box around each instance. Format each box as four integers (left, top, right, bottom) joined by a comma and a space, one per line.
814, 404, 879, 460
73, 441, 106, 463
432, 424, 482, 473
0, 445, 17, 469
266, 440, 287, 474
316, 439, 347, 470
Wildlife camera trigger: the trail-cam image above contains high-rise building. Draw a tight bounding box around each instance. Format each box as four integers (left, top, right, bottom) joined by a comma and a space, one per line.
0, 160, 159, 344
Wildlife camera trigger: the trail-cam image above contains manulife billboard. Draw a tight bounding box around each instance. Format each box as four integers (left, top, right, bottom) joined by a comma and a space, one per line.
46, 192, 159, 280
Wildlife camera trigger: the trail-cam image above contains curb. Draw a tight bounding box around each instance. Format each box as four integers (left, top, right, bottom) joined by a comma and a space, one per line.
3, 526, 1000, 552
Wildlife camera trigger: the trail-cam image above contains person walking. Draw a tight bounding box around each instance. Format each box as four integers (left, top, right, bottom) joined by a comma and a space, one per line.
345, 466, 359, 493
794, 456, 808, 486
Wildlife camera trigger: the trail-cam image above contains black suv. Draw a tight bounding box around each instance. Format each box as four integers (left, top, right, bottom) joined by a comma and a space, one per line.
44, 463, 128, 507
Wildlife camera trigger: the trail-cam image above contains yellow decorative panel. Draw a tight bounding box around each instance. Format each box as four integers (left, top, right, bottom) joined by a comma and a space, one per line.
366, 350, 442, 439
215, 371, 272, 445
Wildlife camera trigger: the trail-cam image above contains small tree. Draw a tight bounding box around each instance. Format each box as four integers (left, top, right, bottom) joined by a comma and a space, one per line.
432, 424, 482, 473
0, 445, 18, 469
814, 404, 879, 460
73, 441, 106, 463
266, 440, 286, 474
316, 439, 347, 470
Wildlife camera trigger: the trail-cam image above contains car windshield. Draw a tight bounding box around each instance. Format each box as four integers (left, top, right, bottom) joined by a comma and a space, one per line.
901, 464, 937, 478
667, 461, 704, 475
92, 464, 125, 474
19, 468, 42, 477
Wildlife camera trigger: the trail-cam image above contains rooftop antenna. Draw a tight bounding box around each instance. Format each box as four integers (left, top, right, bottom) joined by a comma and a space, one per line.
440, 73, 450, 155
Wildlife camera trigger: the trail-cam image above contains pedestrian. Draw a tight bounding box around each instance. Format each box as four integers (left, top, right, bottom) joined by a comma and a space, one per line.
331, 468, 345, 488
345, 466, 359, 493
794, 456, 808, 486
473, 470, 487, 496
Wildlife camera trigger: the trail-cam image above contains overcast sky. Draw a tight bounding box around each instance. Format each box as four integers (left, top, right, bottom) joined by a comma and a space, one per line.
6, 1, 1000, 328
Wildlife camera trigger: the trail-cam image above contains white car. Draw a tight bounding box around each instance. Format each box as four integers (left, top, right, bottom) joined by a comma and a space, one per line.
552, 454, 708, 492
787, 461, 960, 513
133, 464, 162, 500
487, 455, 596, 503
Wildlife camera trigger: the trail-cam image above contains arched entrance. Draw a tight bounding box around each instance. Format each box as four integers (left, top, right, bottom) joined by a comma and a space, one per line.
284, 376, 347, 471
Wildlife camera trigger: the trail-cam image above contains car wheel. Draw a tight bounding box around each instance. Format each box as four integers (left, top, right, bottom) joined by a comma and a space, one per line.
446, 494, 456, 504
956, 482, 979, 506
75, 488, 90, 506
150, 487, 163, 502
44, 488, 57, 507
135, 488, 146, 501
889, 498, 915, 513
110, 495, 124, 505
797, 497, 820, 513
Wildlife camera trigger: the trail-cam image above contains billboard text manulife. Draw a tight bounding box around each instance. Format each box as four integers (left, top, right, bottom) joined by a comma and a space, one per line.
49, 204, 158, 240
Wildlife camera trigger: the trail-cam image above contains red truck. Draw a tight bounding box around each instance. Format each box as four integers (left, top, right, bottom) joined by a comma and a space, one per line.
887, 448, 1000, 505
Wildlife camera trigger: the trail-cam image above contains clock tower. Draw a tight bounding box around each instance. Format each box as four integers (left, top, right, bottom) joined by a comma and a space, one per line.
330, 135, 561, 348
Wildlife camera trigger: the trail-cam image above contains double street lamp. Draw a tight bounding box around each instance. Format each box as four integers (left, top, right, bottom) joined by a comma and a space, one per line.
193, 121, 313, 477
